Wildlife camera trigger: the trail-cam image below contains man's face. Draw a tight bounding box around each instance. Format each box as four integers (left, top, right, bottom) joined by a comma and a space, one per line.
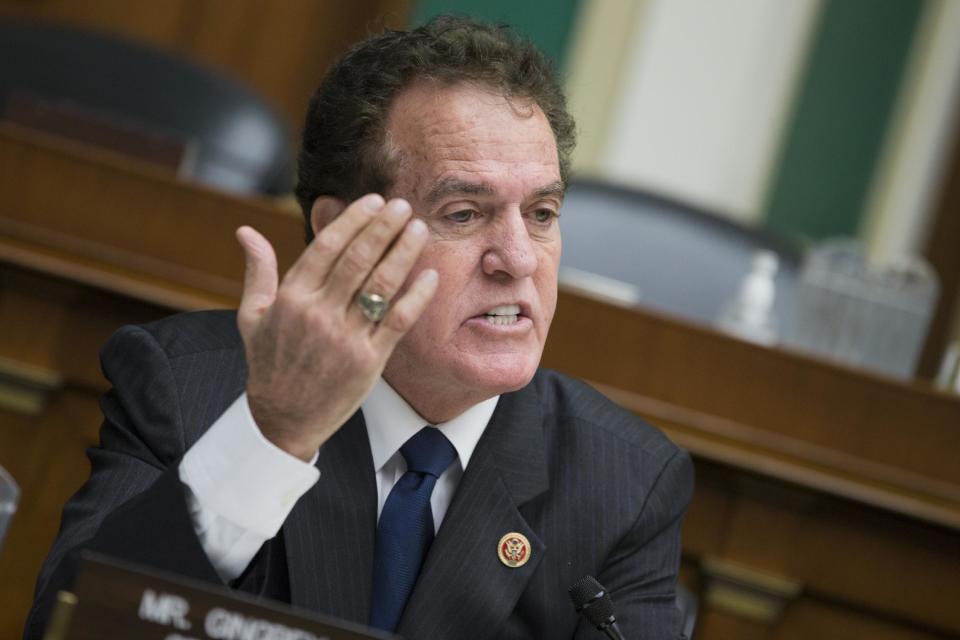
381, 81, 563, 418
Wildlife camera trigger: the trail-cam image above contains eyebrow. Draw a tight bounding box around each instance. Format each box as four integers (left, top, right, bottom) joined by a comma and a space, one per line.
424, 179, 494, 206
532, 181, 566, 202
423, 178, 566, 207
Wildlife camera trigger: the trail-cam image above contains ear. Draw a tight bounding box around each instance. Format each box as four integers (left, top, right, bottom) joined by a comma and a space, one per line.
310, 196, 348, 236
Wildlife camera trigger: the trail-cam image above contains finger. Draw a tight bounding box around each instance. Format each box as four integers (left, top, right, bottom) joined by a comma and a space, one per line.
283, 193, 385, 292
372, 268, 439, 349
324, 198, 413, 303
349, 217, 429, 325
236, 226, 279, 333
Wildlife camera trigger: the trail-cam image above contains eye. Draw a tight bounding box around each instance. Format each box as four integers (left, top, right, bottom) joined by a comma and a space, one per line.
531, 208, 558, 224
445, 209, 477, 223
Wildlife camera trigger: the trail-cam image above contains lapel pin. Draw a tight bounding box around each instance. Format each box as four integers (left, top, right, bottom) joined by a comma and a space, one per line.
497, 532, 531, 568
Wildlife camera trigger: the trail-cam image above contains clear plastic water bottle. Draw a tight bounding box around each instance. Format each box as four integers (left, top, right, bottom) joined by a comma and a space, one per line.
716, 250, 779, 345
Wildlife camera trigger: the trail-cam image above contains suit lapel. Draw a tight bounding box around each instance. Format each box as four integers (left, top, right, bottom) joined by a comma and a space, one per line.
284, 410, 378, 625
398, 381, 549, 639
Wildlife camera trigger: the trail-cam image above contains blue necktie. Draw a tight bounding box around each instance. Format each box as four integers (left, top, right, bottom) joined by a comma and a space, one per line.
368, 426, 457, 632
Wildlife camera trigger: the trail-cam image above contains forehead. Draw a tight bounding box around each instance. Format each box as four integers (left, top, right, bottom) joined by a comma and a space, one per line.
384, 81, 560, 198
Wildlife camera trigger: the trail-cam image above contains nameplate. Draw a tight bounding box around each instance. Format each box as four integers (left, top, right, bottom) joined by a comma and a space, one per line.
59, 553, 397, 640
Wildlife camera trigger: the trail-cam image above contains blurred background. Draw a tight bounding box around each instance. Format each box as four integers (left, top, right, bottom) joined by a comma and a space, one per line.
0, 0, 958, 638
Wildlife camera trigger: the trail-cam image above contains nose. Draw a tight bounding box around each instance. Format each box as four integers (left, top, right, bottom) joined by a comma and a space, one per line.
481, 211, 538, 279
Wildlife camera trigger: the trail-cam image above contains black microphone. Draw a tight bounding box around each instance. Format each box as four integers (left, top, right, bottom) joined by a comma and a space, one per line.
568, 575, 627, 640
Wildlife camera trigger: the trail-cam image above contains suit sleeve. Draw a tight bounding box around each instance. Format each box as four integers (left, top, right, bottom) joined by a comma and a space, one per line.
23, 325, 223, 640
576, 448, 695, 640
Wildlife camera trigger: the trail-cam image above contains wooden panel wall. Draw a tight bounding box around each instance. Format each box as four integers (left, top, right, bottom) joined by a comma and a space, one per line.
0, 267, 171, 636
0, 0, 411, 130
678, 461, 959, 639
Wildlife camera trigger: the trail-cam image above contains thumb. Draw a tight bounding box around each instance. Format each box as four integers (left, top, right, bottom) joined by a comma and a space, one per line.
236, 226, 278, 328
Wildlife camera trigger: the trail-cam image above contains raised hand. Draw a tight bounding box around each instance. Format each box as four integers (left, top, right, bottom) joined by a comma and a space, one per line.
235, 194, 438, 460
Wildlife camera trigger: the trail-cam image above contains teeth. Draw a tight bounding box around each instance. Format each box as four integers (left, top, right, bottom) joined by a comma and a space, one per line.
483, 304, 521, 325
486, 304, 520, 316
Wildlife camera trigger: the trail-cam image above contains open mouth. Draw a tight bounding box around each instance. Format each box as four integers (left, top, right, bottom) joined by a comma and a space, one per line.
483, 304, 521, 326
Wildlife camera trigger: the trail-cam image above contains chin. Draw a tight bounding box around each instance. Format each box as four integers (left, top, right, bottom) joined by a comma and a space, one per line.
457, 353, 540, 397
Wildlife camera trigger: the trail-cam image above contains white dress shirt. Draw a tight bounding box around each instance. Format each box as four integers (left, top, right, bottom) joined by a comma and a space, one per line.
178, 377, 498, 582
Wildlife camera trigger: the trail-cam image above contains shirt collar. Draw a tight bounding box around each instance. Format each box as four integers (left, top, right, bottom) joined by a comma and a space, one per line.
361, 377, 498, 473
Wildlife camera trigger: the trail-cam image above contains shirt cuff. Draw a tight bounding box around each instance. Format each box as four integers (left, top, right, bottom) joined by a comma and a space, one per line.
178, 393, 320, 539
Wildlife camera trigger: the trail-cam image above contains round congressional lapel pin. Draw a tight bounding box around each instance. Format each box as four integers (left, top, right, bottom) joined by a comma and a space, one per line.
497, 532, 531, 568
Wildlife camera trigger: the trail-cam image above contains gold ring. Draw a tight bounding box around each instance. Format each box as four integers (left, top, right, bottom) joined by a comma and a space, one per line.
356, 291, 388, 322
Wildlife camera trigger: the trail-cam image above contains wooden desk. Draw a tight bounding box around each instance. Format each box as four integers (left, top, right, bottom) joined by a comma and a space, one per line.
2, 125, 958, 639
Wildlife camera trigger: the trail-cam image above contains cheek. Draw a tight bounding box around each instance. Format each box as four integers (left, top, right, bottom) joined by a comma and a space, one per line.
539, 286, 558, 331
408, 267, 465, 339
414, 242, 479, 301
536, 247, 561, 317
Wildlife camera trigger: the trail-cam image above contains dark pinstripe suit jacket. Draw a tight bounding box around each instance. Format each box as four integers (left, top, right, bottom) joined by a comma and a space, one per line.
26, 310, 693, 640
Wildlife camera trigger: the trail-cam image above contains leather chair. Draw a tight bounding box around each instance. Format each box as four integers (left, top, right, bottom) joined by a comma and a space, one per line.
0, 20, 292, 196
559, 179, 801, 329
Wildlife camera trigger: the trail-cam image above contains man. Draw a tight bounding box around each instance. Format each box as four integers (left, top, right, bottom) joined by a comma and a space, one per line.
26, 16, 693, 640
